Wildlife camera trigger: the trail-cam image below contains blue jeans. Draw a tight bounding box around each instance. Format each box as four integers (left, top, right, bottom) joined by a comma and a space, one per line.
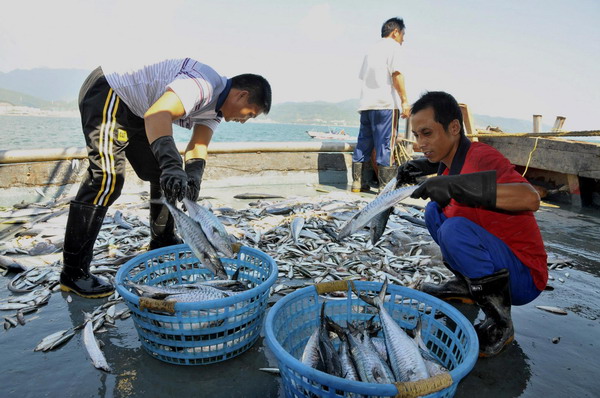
424, 202, 541, 305
352, 109, 397, 166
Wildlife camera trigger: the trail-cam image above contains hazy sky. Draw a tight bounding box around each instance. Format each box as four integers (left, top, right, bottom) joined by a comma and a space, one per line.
1, 0, 598, 130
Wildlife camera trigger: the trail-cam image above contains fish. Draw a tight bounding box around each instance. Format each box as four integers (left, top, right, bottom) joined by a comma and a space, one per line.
355, 279, 430, 382
164, 285, 235, 303
413, 319, 449, 377
337, 185, 418, 241
182, 198, 236, 258
346, 326, 395, 384
317, 303, 342, 377
535, 305, 568, 315
301, 327, 321, 369
290, 216, 305, 245
234, 193, 284, 199
34, 328, 75, 352
83, 321, 112, 372
162, 199, 228, 279
325, 315, 360, 381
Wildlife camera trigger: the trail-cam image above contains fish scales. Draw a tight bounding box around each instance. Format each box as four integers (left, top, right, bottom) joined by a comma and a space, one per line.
182, 198, 235, 258
163, 200, 228, 279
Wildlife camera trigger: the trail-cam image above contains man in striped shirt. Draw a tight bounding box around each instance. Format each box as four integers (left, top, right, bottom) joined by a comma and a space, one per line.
60, 58, 272, 298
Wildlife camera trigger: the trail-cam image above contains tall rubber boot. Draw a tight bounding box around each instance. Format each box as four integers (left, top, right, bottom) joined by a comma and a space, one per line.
468, 269, 514, 357
60, 201, 114, 298
149, 182, 182, 250
420, 263, 475, 304
351, 162, 371, 193
377, 165, 398, 192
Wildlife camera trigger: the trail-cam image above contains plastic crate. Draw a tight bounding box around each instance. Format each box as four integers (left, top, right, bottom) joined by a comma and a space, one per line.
264, 280, 478, 397
115, 244, 277, 365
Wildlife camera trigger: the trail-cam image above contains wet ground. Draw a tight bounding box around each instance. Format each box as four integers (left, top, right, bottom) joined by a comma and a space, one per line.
1, 182, 599, 398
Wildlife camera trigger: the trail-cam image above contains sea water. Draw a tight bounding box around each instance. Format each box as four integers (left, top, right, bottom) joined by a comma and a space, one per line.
0, 115, 360, 151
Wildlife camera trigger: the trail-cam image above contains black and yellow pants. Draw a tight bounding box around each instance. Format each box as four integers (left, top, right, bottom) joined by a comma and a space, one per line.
75, 67, 162, 206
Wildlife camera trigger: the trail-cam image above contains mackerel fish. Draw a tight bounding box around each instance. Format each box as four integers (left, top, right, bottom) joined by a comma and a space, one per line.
337, 185, 418, 241
163, 200, 228, 279
356, 279, 430, 382
182, 198, 236, 258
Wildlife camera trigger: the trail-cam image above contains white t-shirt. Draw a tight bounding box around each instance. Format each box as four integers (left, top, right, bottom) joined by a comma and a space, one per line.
103, 58, 227, 132
358, 38, 404, 111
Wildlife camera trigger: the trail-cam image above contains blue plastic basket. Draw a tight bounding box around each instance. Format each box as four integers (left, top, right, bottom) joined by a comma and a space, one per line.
264, 280, 479, 398
115, 244, 277, 365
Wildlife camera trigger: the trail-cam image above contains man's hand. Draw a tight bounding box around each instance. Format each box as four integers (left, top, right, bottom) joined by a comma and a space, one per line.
411, 171, 497, 208
184, 158, 206, 202
150, 136, 187, 203
396, 157, 440, 187
400, 103, 411, 119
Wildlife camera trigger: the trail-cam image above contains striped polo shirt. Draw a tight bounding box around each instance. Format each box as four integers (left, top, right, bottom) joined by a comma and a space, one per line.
103, 58, 229, 132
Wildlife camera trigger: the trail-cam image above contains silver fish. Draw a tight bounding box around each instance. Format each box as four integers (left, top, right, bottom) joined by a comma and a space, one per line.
164, 285, 234, 303
183, 198, 236, 258
317, 304, 342, 377
356, 279, 429, 382
414, 319, 449, 377
337, 185, 418, 241
34, 328, 75, 352
347, 328, 395, 384
301, 327, 321, 369
163, 200, 228, 279
83, 321, 111, 372
290, 216, 305, 245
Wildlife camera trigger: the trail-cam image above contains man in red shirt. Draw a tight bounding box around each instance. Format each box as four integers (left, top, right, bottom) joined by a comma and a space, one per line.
397, 91, 547, 357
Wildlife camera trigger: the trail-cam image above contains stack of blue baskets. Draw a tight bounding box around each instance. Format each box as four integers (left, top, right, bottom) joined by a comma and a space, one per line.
264, 280, 479, 398
116, 244, 277, 365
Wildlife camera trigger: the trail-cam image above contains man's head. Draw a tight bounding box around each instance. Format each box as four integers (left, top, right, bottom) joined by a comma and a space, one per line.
410, 91, 464, 166
221, 74, 272, 123
381, 17, 405, 45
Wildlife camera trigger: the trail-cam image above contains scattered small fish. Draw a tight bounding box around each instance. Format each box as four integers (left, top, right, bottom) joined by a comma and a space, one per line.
536, 305, 568, 315
83, 321, 112, 372
234, 193, 284, 199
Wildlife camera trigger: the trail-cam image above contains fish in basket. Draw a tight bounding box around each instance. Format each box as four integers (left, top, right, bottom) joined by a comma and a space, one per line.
115, 199, 278, 365
264, 279, 479, 397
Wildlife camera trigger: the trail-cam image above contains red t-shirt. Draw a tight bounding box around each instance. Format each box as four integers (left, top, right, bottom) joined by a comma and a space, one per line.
442, 142, 548, 291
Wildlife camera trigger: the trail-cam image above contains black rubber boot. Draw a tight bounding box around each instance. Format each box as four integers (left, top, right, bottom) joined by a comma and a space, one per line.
468, 269, 514, 357
377, 165, 398, 192
420, 264, 475, 304
149, 182, 182, 250
351, 162, 371, 192
60, 201, 114, 298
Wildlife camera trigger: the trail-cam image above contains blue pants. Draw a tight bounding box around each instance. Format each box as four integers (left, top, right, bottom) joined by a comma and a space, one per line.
424, 202, 541, 305
352, 109, 398, 167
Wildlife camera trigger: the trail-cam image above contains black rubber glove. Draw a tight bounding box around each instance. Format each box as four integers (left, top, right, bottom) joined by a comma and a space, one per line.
184, 158, 206, 202
396, 157, 440, 187
150, 136, 187, 203
411, 170, 497, 208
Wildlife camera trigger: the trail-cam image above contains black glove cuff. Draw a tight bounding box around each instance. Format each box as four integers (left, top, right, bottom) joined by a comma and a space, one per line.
185, 158, 206, 180
150, 136, 183, 168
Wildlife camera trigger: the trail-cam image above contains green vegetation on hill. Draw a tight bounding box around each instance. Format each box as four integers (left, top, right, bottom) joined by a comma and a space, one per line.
0, 88, 76, 111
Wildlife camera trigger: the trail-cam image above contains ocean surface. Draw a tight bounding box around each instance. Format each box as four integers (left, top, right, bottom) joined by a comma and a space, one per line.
0, 114, 597, 152
0, 115, 361, 151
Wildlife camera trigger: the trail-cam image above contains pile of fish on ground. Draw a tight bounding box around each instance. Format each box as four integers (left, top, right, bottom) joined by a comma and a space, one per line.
0, 188, 574, 371
302, 280, 448, 387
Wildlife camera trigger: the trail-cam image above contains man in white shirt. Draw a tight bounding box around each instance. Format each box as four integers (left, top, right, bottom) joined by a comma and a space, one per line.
351, 17, 410, 192
60, 59, 271, 298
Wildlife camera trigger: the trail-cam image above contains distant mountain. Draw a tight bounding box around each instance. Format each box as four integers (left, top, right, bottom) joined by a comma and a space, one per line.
0, 68, 90, 102
0, 68, 547, 132
0, 87, 76, 111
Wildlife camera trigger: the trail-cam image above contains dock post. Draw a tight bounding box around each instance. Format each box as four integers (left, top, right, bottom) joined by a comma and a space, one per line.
533, 115, 542, 133
552, 116, 566, 132
459, 103, 477, 141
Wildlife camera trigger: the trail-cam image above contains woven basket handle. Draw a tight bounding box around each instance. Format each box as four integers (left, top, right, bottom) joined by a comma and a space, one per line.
139, 297, 176, 314
394, 373, 453, 397
314, 280, 353, 294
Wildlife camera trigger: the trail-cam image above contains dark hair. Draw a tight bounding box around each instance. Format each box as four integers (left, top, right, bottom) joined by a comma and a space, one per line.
230, 74, 272, 114
381, 17, 405, 38
412, 91, 465, 136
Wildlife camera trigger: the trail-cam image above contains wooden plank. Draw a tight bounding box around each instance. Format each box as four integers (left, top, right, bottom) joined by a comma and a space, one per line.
459, 103, 477, 141
480, 136, 600, 179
